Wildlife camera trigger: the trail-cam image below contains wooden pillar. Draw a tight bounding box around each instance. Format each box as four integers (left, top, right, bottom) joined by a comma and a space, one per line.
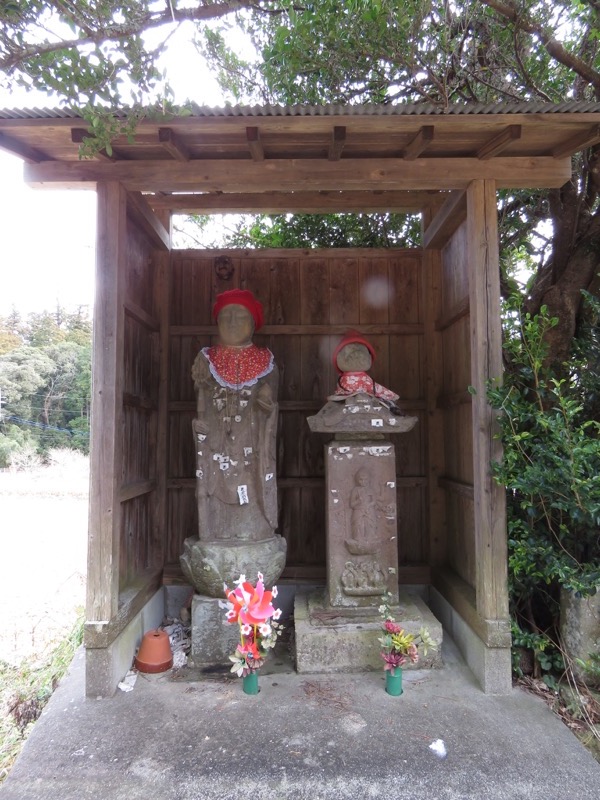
466, 179, 509, 622
86, 181, 127, 624
153, 248, 171, 568
421, 209, 447, 567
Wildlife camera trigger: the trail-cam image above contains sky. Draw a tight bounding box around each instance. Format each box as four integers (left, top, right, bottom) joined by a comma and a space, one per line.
0, 21, 230, 318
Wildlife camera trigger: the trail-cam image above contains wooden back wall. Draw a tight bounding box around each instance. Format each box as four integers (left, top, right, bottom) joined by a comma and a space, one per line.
165, 248, 428, 582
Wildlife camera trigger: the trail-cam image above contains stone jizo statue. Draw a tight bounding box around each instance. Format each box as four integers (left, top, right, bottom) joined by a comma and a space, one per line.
180, 289, 286, 596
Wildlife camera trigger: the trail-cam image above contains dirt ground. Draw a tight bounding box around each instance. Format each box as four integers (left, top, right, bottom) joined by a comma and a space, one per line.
0, 462, 88, 666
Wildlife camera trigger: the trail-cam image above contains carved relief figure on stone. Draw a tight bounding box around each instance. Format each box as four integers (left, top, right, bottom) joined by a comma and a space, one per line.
180, 289, 286, 597
341, 558, 387, 596
348, 467, 377, 549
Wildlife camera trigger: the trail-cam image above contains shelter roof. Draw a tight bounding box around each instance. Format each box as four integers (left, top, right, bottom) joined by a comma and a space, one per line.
1, 102, 600, 204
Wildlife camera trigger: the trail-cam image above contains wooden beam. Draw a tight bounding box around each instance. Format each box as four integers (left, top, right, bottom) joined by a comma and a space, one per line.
439, 476, 474, 500
126, 190, 170, 251
86, 181, 127, 624
119, 479, 157, 503
158, 127, 190, 161
0, 131, 48, 163
84, 570, 162, 648
435, 295, 470, 331
552, 124, 600, 158
423, 190, 467, 249
23, 156, 573, 192
71, 128, 118, 162
124, 298, 160, 331
436, 390, 472, 410
149, 190, 432, 215
477, 125, 521, 160
246, 126, 264, 161
328, 126, 346, 161
403, 125, 434, 160
466, 179, 509, 623
169, 322, 424, 336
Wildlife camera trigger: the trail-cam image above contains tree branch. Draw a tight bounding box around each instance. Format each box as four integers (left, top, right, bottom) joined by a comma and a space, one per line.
478, 0, 600, 94
1, 1, 260, 72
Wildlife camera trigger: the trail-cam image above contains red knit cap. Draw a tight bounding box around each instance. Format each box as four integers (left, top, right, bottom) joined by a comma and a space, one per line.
213, 289, 264, 331
332, 330, 376, 373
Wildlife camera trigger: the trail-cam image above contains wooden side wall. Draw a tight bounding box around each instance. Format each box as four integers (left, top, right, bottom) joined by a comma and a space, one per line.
432, 180, 510, 646
165, 249, 428, 582
437, 220, 476, 589
86, 184, 167, 644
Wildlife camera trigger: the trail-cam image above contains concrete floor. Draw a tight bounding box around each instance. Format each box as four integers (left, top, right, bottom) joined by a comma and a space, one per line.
3, 636, 600, 800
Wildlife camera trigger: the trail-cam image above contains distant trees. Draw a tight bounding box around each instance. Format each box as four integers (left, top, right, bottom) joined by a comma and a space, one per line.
0, 306, 92, 467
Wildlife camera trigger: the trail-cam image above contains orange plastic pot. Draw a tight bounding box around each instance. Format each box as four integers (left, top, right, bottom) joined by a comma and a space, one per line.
134, 629, 173, 673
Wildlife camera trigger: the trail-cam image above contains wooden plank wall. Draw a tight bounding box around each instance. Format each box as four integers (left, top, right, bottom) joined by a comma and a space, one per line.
119, 216, 163, 591
437, 221, 476, 589
166, 249, 427, 581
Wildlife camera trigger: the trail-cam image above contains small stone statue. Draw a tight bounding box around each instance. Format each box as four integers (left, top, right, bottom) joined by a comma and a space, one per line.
307, 330, 418, 435
332, 330, 400, 409
180, 289, 286, 596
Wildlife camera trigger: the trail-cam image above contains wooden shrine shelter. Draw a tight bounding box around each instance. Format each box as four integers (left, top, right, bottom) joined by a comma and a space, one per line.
2, 102, 600, 695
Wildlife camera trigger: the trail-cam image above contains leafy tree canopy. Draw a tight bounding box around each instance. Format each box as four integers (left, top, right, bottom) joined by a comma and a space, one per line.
0, 1, 284, 106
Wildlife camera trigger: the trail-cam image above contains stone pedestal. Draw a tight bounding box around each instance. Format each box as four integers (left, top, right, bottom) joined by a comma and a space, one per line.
325, 439, 399, 608
295, 589, 443, 673
189, 594, 240, 666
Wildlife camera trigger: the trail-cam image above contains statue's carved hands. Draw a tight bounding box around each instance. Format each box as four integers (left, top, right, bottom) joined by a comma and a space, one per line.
191, 351, 210, 388
256, 383, 274, 413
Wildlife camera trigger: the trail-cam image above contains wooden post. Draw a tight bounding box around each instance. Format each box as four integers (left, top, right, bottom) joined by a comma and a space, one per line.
421, 222, 447, 566
153, 248, 171, 569
466, 179, 509, 621
86, 182, 127, 624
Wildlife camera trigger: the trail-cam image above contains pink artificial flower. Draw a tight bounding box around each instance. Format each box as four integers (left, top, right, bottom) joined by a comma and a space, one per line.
408, 643, 419, 664
384, 620, 403, 634
382, 651, 407, 671
223, 574, 277, 627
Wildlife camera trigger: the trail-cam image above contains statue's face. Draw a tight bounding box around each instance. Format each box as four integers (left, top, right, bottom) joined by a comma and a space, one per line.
217, 303, 254, 346
337, 342, 372, 372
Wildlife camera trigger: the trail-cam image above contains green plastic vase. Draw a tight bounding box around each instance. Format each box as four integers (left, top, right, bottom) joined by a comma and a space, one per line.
385, 667, 403, 696
243, 671, 259, 695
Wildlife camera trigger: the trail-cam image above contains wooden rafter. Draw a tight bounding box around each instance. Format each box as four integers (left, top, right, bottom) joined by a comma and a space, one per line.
158, 127, 190, 161
246, 126, 264, 161
423, 190, 467, 249
148, 189, 433, 214
403, 125, 434, 160
477, 125, 521, 160
328, 126, 346, 161
0, 131, 48, 163
24, 156, 572, 192
552, 124, 600, 158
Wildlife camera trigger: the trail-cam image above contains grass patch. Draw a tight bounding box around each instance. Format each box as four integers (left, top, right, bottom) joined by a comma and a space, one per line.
0, 612, 84, 783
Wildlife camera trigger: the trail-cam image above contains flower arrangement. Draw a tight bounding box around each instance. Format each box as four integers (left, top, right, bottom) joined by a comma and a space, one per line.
221, 572, 283, 677
378, 592, 436, 671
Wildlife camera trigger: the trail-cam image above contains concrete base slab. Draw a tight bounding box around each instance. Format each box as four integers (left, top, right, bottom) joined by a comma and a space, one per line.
429, 587, 512, 695
4, 635, 600, 800
85, 588, 164, 698
295, 589, 443, 673
190, 594, 241, 665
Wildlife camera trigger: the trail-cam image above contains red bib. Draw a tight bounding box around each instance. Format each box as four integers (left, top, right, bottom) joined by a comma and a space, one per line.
203, 344, 274, 390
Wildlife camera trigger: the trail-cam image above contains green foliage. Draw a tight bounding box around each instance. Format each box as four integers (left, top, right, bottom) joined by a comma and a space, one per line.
0, 307, 92, 465
0, 614, 84, 783
225, 212, 421, 249
203, 1, 599, 106
488, 294, 600, 675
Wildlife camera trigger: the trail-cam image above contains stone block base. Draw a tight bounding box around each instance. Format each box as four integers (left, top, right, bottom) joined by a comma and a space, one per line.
294, 589, 443, 673
190, 594, 241, 666
429, 587, 512, 695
